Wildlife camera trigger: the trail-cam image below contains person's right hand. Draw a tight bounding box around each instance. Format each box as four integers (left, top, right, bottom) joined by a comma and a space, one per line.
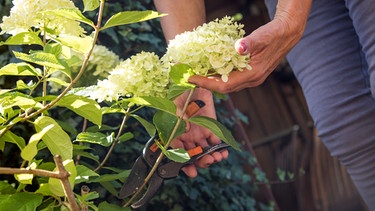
188, 16, 307, 93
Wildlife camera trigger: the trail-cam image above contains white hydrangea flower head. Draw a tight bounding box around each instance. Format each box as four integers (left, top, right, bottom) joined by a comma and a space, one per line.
165, 16, 251, 82
88, 45, 121, 78
90, 52, 170, 102
0, 0, 84, 36
48, 45, 120, 92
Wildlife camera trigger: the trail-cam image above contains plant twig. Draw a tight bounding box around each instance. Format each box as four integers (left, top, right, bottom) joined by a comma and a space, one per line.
124, 89, 195, 207
95, 107, 131, 172
53, 155, 80, 211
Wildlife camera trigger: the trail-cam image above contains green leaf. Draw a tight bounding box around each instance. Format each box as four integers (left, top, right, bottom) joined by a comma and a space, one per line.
48, 159, 77, 196
75, 132, 114, 147
54, 35, 93, 54
44, 8, 94, 26
169, 63, 196, 88
165, 148, 190, 163
0, 63, 41, 76
14, 173, 33, 185
0, 181, 16, 194
101, 10, 166, 31
118, 132, 134, 143
21, 124, 54, 161
75, 165, 99, 184
0, 131, 26, 150
188, 116, 240, 151
167, 84, 191, 100
13, 51, 65, 69
129, 96, 176, 115
35, 183, 53, 196
0, 192, 43, 211
98, 202, 131, 211
83, 0, 100, 12
130, 114, 156, 137
56, 95, 102, 126
0, 32, 43, 46
34, 116, 73, 161
153, 111, 185, 144
89, 170, 130, 183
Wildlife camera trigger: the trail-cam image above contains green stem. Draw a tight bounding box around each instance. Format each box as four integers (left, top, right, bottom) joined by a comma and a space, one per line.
94, 107, 132, 172
124, 88, 195, 207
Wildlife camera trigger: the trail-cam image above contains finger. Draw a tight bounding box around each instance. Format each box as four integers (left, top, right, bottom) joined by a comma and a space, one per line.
196, 154, 215, 168
235, 38, 250, 55
181, 165, 198, 178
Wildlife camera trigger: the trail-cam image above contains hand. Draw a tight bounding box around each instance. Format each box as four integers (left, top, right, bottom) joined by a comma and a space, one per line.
188, 18, 305, 93
171, 88, 229, 177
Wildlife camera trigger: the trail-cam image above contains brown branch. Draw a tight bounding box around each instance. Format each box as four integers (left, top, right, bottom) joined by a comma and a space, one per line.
53, 155, 80, 211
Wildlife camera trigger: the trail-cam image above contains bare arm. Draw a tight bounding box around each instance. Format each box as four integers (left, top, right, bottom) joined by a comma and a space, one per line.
153, 0, 206, 41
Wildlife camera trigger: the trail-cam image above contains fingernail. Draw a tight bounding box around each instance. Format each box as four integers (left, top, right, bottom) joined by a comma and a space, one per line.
239, 43, 248, 54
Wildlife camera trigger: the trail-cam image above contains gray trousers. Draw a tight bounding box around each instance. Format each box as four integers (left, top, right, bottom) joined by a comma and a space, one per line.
264, 0, 375, 209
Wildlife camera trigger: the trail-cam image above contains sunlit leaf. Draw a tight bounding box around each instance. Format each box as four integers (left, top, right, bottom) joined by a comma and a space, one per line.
56, 95, 102, 126
188, 116, 240, 151
44, 8, 94, 26
118, 132, 134, 143
101, 10, 166, 31
75, 132, 114, 147
0, 63, 41, 76
0, 32, 43, 46
34, 116, 73, 161
13, 51, 65, 69
21, 124, 54, 161
0, 131, 26, 150
129, 96, 176, 115
167, 84, 191, 100
83, 0, 100, 12
48, 159, 76, 196
169, 63, 195, 88
54, 35, 93, 54
89, 170, 130, 183
165, 148, 190, 163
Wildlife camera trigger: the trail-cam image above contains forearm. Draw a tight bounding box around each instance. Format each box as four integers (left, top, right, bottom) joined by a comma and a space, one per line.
153, 0, 206, 42
274, 0, 312, 42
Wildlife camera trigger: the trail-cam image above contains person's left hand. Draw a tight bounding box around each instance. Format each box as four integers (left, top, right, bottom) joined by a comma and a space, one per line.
170, 87, 229, 178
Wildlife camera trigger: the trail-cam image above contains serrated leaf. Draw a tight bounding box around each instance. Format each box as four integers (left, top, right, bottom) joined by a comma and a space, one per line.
34, 116, 73, 161
101, 10, 166, 31
13, 51, 65, 69
188, 116, 240, 151
153, 111, 185, 144
129, 96, 176, 115
56, 95, 102, 126
83, 0, 100, 12
0, 63, 41, 76
170, 63, 195, 88
48, 159, 76, 196
130, 114, 156, 137
75, 132, 114, 147
0, 192, 43, 211
44, 8, 94, 26
0, 32, 43, 46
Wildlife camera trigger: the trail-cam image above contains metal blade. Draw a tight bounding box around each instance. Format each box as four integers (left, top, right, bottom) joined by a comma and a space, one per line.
119, 156, 149, 199
130, 173, 164, 209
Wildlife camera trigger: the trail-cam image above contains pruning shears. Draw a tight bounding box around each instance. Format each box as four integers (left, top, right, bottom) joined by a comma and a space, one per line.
118, 100, 229, 208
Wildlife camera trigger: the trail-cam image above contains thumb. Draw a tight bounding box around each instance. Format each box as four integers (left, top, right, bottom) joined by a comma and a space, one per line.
235, 37, 250, 55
